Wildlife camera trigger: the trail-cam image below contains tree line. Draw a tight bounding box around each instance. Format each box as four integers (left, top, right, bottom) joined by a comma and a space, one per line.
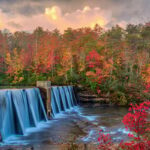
0, 24, 150, 105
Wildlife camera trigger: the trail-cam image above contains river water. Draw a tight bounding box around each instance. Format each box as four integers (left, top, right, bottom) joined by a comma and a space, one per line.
0, 104, 130, 150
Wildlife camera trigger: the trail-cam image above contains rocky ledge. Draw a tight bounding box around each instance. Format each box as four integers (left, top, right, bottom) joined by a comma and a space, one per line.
76, 87, 110, 104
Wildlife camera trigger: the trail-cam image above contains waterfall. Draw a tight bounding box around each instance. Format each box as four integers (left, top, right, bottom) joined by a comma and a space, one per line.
51, 87, 62, 113
63, 86, 73, 108
11, 90, 30, 134
0, 90, 19, 140
58, 87, 68, 110
51, 86, 77, 117
0, 88, 47, 141
67, 86, 75, 106
0, 86, 77, 141
25, 88, 47, 124
68, 86, 77, 106
51, 88, 59, 116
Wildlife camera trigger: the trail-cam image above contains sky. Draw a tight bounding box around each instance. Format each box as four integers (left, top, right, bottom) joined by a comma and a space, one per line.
0, 0, 150, 32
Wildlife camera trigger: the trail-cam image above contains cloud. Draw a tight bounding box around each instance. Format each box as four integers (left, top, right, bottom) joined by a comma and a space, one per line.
7, 21, 22, 29
45, 6, 111, 32
0, 10, 5, 29
45, 6, 61, 20
0, 20, 3, 29
0, 0, 150, 32
0, 8, 55, 32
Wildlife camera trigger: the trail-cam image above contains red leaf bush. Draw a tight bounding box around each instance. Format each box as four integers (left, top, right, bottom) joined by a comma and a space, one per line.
98, 129, 113, 150
98, 101, 150, 150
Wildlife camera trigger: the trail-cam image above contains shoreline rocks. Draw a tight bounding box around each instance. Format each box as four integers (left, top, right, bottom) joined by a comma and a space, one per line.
77, 91, 110, 104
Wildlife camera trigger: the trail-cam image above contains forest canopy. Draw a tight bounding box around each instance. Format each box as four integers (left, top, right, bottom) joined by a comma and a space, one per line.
0, 24, 150, 105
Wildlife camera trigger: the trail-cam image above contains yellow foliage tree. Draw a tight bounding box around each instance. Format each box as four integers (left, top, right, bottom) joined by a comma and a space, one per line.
6, 48, 24, 83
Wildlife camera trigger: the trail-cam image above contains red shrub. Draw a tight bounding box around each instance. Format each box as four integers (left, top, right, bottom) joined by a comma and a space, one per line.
98, 101, 150, 150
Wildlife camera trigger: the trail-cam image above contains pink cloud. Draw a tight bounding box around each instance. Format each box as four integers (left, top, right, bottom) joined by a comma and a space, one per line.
0, 5, 129, 32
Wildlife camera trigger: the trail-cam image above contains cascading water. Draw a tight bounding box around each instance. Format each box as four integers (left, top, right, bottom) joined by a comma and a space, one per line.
11, 90, 30, 134
67, 86, 77, 106
25, 88, 47, 124
0, 86, 77, 143
51, 87, 62, 113
51, 86, 77, 117
58, 87, 68, 110
63, 86, 73, 108
0, 86, 130, 147
0, 88, 47, 142
51, 88, 59, 116
0, 90, 19, 140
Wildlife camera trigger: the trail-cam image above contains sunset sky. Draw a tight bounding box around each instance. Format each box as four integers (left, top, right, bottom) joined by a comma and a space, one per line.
0, 0, 150, 32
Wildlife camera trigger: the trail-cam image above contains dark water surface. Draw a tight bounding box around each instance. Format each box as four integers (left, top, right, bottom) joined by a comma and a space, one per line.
0, 104, 130, 150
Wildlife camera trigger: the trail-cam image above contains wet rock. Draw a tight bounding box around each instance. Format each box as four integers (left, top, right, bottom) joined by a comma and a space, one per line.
79, 97, 110, 103
78, 93, 98, 99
